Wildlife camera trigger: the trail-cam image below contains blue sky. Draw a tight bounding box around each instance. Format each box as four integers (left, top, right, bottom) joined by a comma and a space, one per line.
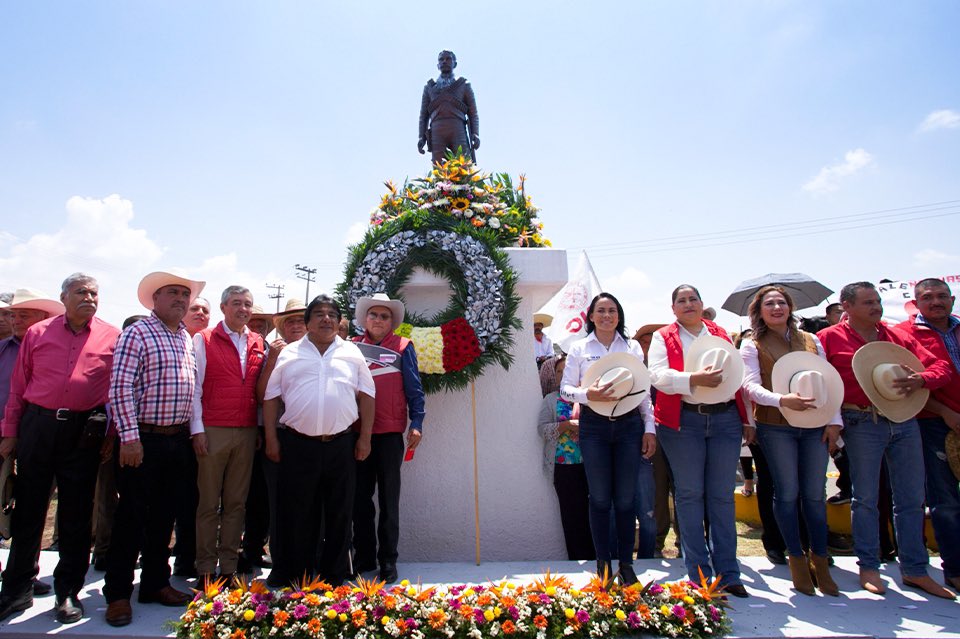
1, 1, 958, 329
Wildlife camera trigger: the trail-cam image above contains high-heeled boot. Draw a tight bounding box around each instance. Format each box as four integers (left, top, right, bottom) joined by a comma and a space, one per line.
809, 552, 839, 596
788, 555, 815, 596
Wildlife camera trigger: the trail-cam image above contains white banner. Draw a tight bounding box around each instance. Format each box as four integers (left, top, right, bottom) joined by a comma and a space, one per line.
537, 251, 603, 353
878, 272, 960, 324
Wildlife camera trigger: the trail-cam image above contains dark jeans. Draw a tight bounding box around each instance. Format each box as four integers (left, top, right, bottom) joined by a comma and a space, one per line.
1, 409, 99, 600
578, 407, 643, 566
651, 445, 681, 552
274, 429, 356, 584
553, 463, 595, 560
918, 417, 960, 579
172, 450, 198, 571
353, 432, 404, 569
749, 442, 788, 554
103, 429, 194, 602
242, 444, 271, 560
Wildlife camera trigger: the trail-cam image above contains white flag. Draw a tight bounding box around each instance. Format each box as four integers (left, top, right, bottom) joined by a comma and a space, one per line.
537, 251, 603, 353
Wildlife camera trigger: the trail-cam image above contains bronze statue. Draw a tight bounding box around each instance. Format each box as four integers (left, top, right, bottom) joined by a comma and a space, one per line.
418, 51, 480, 163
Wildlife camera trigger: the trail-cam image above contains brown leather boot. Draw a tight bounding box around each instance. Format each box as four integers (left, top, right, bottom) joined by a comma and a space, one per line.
809, 553, 839, 596
788, 555, 815, 595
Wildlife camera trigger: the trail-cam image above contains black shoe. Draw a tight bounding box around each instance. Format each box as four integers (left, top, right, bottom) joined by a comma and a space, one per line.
43, 541, 59, 552
32, 579, 52, 596
827, 492, 851, 505
265, 572, 286, 588
173, 564, 199, 578
0, 592, 33, 622
92, 554, 108, 571
617, 564, 638, 586
724, 584, 749, 598
765, 549, 787, 565
236, 555, 253, 575
378, 563, 398, 584
55, 595, 84, 624
353, 559, 377, 575
827, 531, 854, 554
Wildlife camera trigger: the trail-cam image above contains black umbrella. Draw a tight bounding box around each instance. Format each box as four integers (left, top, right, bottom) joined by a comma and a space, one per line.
722, 273, 833, 317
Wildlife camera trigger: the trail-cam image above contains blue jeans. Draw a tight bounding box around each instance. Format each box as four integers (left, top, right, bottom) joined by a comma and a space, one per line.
841, 410, 928, 577
607, 455, 656, 559
918, 417, 960, 580
657, 405, 742, 586
756, 423, 829, 557
579, 407, 643, 566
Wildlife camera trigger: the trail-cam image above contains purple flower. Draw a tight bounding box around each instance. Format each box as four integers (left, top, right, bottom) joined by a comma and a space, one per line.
474, 609, 486, 624
626, 611, 642, 629
211, 600, 224, 615
450, 586, 465, 596
293, 603, 309, 619
255, 603, 269, 621
671, 605, 686, 619
508, 606, 519, 619
474, 586, 486, 593
334, 600, 351, 613
405, 618, 418, 629
401, 603, 411, 612
448, 598, 461, 610
374, 606, 385, 618
354, 592, 366, 602
648, 584, 664, 595
575, 610, 589, 624
539, 594, 552, 604
709, 605, 721, 622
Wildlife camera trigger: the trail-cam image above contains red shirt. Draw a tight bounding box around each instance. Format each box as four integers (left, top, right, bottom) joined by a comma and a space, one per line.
895, 317, 960, 416
817, 319, 951, 407
2, 315, 120, 437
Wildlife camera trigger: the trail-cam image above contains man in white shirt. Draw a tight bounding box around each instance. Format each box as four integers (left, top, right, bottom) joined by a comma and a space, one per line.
534, 316, 554, 367
263, 294, 375, 586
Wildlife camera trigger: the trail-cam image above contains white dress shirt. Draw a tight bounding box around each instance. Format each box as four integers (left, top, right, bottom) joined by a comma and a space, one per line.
740, 333, 843, 426
264, 335, 375, 437
191, 321, 251, 435
534, 334, 554, 359
647, 322, 709, 400
559, 331, 655, 433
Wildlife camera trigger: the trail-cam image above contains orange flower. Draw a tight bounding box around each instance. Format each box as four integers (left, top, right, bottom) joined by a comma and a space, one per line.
669, 583, 688, 598
273, 610, 290, 627
305, 593, 321, 606
384, 595, 397, 610
533, 614, 548, 629
502, 620, 517, 634
477, 593, 493, 606
230, 629, 246, 639
201, 622, 215, 639
307, 618, 322, 636
459, 604, 474, 618
595, 591, 614, 608
637, 604, 652, 620
428, 610, 448, 629
227, 589, 243, 605
500, 595, 516, 607
351, 609, 367, 627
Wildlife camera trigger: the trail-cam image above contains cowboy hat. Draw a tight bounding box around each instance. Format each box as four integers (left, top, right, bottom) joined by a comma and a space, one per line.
355, 293, 406, 332
533, 313, 553, 328
137, 270, 205, 311
250, 304, 274, 322
771, 351, 844, 428
581, 352, 651, 417
852, 341, 930, 423
0, 455, 14, 540
633, 323, 667, 340
946, 431, 960, 482
273, 298, 307, 329
7, 288, 65, 317
684, 334, 745, 404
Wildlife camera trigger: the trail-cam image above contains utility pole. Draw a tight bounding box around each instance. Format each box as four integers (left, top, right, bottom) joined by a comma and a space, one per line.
265, 283, 285, 312
294, 264, 317, 302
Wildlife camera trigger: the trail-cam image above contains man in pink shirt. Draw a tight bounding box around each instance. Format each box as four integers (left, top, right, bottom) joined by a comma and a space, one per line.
0, 273, 120, 624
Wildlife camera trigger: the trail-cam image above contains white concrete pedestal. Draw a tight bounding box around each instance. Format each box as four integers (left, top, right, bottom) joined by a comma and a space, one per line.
395, 248, 568, 562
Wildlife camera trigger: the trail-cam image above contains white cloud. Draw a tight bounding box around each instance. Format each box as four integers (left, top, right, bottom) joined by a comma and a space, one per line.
802, 148, 875, 194
344, 220, 369, 246
913, 248, 960, 268
919, 109, 960, 132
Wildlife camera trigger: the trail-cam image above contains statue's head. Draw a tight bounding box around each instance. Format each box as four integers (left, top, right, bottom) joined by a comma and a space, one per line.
437, 50, 457, 74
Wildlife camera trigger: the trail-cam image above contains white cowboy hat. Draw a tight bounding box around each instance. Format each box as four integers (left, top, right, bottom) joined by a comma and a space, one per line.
581, 352, 651, 417
533, 313, 553, 328
273, 298, 307, 328
355, 293, 406, 332
137, 270, 205, 311
7, 288, 65, 317
0, 455, 15, 540
249, 304, 274, 322
771, 351, 844, 428
684, 334, 745, 404
852, 342, 930, 423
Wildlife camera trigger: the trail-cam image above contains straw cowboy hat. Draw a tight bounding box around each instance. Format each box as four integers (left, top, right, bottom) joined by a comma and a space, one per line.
581, 352, 651, 417
7, 288, 65, 317
0, 455, 15, 540
852, 341, 930, 423
250, 304, 274, 322
137, 270, 205, 311
945, 432, 960, 482
633, 323, 667, 340
355, 293, 406, 332
273, 298, 307, 329
533, 313, 553, 328
771, 351, 844, 428
684, 334, 745, 404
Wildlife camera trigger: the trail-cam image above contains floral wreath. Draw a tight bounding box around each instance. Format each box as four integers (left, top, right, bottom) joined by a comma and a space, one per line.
336, 155, 547, 394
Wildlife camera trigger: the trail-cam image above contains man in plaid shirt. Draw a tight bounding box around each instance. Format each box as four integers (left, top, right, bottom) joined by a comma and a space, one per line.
102, 271, 205, 627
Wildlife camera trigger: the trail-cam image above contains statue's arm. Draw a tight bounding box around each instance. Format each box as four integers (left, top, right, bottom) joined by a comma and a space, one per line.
464, 82, 479, 147
418, 85, 430, 140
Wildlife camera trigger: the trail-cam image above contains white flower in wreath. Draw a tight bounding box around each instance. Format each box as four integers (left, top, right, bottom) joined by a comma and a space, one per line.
463, 209, 473, 218
488, 217, 501, 229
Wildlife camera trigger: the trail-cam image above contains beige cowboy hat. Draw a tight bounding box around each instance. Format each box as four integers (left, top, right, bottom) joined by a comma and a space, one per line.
771, 351, 844, 428
0, 455, 15, 540
7, 288, 65, 317
852, 341, 930, 423
250, 304, 274, 322
533, 313, 553, 328
273, 298, 307, 329
137, 270, 205, 311
945, 431, 960, 481
355, 293, 406, 332
633, 323, 667, 340
581, 352, 651, 417
684, 334, 745, 404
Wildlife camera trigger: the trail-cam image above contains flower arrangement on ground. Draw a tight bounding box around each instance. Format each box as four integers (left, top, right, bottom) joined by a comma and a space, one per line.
173, 571, 731, 639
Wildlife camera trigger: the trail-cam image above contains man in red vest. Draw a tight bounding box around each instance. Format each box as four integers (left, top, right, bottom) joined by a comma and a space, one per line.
191, 286, 265, 583
351, 293, 425, 583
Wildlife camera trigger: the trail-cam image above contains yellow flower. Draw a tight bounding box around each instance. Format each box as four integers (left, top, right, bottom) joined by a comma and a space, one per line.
410, 326, 444, 374
464, 588, 475, 597
406, 587, 417, 596
484, 609, 495, 621
494, 606, 502, 618
615, 609, 626, 621
660, 604, 671, 615
243, 610, 255, 622
565, 608, 575, 619
683, 596, 695, 605
204, 603, 213, 613
381, 615, 392, 625
570, 589, 580, 597
545, 586, 556, 596
324, 591, 335, 599
339, 613, 347, 622
451, 197, 470, 210
400, 579, 410, 587
325, 609, 337, 619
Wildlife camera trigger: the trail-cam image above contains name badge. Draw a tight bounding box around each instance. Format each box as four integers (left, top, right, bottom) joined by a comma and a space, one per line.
379, 354, 398, 364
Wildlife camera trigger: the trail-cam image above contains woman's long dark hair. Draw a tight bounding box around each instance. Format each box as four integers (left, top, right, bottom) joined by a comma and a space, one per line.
585, 292, 628, 340
748, 285, 798, 341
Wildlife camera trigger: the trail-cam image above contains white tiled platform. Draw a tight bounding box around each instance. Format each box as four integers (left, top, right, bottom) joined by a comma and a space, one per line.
0, 551, 957, 638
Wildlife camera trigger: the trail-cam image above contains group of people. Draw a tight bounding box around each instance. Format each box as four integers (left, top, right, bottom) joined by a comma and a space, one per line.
537, 279, 959, 603
0, 272, 425, 627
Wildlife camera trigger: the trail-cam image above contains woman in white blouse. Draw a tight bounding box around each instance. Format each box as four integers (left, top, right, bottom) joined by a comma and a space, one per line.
739, 285, 840, 596
559, 293, 656, 585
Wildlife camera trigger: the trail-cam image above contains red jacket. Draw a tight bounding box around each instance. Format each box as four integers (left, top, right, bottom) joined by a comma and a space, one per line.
199, 323, 265, 427
895, 317, 960, 417
654, 320, 749, 430
354, 332, 410, 434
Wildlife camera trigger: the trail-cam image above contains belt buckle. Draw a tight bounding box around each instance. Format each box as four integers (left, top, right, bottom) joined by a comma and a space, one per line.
55, 408, 70, 421
696, 404, 709, 416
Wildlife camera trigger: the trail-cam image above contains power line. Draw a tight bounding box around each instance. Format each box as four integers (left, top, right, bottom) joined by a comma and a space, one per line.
294, 263, 317, 301
265, 283, 285, 312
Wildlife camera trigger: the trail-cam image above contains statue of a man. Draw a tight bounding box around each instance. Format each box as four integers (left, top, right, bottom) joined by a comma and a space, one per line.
418, 50, 480, 164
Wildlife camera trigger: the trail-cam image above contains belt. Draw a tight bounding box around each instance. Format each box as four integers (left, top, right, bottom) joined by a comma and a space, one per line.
287, 427, 352, 442
682, 400, 735, 415
25, 403, 99, 422
841, 402, 880, 423
139, 422, 188, 435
